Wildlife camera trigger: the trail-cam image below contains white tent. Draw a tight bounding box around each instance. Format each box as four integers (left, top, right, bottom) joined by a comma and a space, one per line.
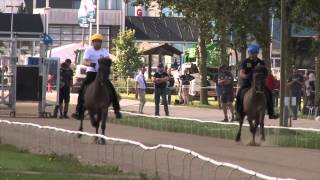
48, 43, 116, 64
48, 43, 86, 64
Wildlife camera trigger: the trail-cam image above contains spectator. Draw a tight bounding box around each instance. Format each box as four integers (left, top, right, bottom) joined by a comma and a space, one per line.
214, 68, 223, 109
179, 69, 194, 105
306, 72, 316, 107
287, 66, 304, 120
166, 68, 175, 105
135, 66, 147, 114
59, 60, 73, 118
265, 69, 279, 117
153, 63, 169, 116
218, 65, 235, 122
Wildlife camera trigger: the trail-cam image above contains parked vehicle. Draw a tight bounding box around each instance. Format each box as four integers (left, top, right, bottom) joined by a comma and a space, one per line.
71, 65, 87, 93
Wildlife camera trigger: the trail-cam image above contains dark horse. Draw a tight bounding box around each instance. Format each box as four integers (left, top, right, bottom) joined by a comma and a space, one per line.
236, 65, 268, 145
78, 58, 112, 144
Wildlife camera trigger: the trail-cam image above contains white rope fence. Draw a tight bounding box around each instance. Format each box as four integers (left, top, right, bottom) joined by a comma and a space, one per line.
0, 120, 295, 180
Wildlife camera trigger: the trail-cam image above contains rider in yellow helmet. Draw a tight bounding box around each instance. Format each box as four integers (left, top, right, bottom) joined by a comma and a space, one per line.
72, 33, 122, 119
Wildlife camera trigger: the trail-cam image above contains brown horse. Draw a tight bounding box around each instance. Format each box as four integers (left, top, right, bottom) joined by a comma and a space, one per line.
235, 66, 268, 145
78, 58, 112, 144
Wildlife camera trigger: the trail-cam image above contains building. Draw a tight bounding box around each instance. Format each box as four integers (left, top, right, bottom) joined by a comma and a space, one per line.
24, 0, 124, 49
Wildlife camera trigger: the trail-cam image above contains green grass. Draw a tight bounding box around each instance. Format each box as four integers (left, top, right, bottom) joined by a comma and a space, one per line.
119, 93, 220, 109
109, 115, 320, 150
0, 144, 139, 180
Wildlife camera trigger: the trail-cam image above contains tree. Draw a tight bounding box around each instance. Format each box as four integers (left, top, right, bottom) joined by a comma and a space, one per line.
112, 29, 142, 79
136, 0, 217, 104
290, 0, 320, 106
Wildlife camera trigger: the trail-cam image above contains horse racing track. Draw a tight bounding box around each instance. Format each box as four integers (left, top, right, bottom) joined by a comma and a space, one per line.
0, 104, 319, 180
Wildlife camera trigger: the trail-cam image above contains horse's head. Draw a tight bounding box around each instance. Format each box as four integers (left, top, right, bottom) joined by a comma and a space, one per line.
97, 57, 112, 83
252, 65, 268, 93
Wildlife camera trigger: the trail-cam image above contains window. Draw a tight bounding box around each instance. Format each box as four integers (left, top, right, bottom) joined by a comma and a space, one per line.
72, 0, 81, 9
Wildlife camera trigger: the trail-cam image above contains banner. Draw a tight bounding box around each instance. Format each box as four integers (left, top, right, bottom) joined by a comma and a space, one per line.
78, 0, 96, 28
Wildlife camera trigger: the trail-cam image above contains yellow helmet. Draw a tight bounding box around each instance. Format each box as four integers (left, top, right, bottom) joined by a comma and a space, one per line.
90, 33, 103, 41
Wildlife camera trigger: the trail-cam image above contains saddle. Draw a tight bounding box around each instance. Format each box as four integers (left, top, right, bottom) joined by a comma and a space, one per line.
239, 87, 250, 102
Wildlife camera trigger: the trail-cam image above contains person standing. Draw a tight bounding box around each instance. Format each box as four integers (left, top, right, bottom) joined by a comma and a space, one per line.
153, 64, 169, 116
265, 69, 279, 118
59, 60, 73, 118
179, 69, 194, 105
72, 33, 121, 120
167, 68, 175, 105
215, 67, 223, 109
135, 66, 147, 114
218, 65, 235, 122
287, 66, 305, 120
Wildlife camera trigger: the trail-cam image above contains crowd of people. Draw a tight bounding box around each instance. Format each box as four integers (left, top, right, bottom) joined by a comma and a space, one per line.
50, 36, 317, 121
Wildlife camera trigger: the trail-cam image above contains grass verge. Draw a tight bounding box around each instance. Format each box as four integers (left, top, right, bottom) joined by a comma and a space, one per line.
109, 115, 320, 150
0, 144, 141, 180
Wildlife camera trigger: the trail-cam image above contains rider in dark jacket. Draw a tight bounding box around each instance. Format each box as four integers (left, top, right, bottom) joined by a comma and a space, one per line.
236, 44, 279, 119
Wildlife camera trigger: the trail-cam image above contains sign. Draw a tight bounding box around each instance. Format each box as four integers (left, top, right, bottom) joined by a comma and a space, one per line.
78, 0, 96, 27
291, 97, 296, 106
136, 9, 142, 16
135, 6, 144, 17
284, 97, 290, 106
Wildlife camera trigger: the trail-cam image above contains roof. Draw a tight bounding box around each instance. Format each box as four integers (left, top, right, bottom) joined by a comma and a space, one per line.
142, 43, 182, 56
0, 13, 43, 39
126, 16, 199, 42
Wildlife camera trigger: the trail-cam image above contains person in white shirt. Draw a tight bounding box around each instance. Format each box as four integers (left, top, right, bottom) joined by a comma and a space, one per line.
72, 33, 121, 119
135, 66, 147, 114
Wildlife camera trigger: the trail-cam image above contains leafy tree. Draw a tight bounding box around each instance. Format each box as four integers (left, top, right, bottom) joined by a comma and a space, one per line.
290, 0, 320, 104
112, 29, 142, 79
136, 0, 217, 104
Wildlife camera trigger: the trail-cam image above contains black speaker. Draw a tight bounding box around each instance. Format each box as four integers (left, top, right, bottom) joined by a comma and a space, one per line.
16, 66, 41, 101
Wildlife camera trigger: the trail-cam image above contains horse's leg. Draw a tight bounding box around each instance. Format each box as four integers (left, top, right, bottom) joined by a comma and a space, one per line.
100, 109, 108, 145
247, 116, 256, 145
260, 113, 266, 141
235, 113, 245, 142
253, 117, 260, 145
78, 116, 84, 138
88, 111, 99, 143
77, 108, 85, 138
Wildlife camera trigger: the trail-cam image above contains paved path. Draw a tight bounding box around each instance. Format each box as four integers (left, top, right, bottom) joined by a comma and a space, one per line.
1, 102, 320, 180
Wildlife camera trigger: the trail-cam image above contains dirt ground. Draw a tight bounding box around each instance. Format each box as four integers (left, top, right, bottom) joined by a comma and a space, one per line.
0, 102, 320, 180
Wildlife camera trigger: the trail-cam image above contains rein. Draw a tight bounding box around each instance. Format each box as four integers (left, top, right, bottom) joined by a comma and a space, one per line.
252, 72, 266, 94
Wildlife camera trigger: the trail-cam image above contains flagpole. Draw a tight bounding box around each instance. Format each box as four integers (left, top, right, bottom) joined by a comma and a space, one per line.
96, 0, 99, 33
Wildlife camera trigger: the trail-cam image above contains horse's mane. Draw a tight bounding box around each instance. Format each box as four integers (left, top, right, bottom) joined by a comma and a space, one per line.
98, 57, 112, 67
253, 65, 268, 77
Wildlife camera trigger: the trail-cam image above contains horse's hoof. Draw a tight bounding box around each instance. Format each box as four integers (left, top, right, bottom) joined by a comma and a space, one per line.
235, 137, 241, 142
248, 141, 260, 146
99, 138, 106, 145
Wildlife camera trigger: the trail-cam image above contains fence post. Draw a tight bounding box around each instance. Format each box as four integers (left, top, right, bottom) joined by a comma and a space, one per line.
141, 149, 149, 174
189, 155, 198, 180
154, 148, 160, 178
200, 160, 210, 180
181, 152, 191, 180
227, 168, 238, 180
130, 145, 139, 172
166, 147, 174, 180
214, 165, 223, 180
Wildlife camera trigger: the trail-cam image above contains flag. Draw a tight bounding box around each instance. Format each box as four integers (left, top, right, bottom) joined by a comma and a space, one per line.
78, 0, 96, 27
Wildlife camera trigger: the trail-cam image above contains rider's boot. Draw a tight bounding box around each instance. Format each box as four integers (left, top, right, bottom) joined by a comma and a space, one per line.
265, 88, 279, 119
106, 80, 122, 119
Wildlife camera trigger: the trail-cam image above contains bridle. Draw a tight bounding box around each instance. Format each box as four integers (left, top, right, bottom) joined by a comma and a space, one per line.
253, 72, 265, 94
